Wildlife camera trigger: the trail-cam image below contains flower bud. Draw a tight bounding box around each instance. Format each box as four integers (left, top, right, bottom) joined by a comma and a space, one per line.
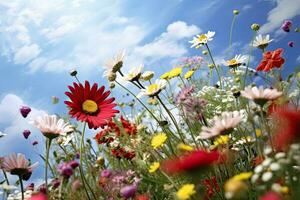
233, 9, 239, 15
251, 23, 260, 31
108, 72, 117, 82
202, 50, 208, 55
69, 69, 77, 77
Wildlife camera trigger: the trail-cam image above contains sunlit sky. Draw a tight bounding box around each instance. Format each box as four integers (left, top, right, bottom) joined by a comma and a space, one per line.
0, 0, 300, 183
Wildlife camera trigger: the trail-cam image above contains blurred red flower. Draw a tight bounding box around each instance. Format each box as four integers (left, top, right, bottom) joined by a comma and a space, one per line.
65, 81, 119, 129
29, 193, 48, 200
161, 150, 224, 174
202, 176, 220, 199
121, 116, 137, 135
256, 48, 285, 72
259, 191, 282, 200
271, 107, 300, 150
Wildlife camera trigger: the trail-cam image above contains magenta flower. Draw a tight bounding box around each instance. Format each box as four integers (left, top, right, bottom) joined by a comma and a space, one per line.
120, 184, 137, 199
51, 179, 61, 189
23, 130, 31, 139
288, 41, 294, 47
101, 169, 112, 178
281, 20, 292, 32
20, 106, 31, 118
71, 180, 82, 191
57, 163, 74, 178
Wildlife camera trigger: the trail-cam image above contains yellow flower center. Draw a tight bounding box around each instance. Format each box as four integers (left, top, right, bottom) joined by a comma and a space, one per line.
198, 34, 207, 43
227, 59, 238, 66
147, 84, 159, 94
82, 100, 98, 114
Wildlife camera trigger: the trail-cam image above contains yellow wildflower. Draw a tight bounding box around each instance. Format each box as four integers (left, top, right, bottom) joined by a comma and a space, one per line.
168, 67, 182, 78
176, 184, 196, 200
224, 179, 248, 199
213, 135, 229, 146
160, 72, 170, 80
255, 129, 262, 137
177, 143, 194, 152
148, 162, 160, 173
232, 172, 253, 181
151, 133, 167, 149
281, 186, 289, 194
184, 70, 195, 79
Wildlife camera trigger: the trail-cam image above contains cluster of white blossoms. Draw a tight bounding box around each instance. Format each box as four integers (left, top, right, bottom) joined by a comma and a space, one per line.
7, 190, 32, 200
251, 144, 300, 191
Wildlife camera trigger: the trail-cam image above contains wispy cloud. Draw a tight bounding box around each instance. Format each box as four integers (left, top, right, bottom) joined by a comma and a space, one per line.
260, 0, 300, 33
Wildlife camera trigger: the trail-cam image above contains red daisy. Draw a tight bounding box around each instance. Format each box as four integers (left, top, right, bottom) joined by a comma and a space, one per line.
65, 81, 119, 129
259, 191, 282, 200
161, 150, 224, 174
256, 48, 285, 72
271, 107, 300, 150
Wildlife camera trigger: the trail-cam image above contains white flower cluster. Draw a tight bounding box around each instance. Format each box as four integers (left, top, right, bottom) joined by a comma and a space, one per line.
251, 144, 300, 191
7, 190, 32, 200
197, 81, 236, 115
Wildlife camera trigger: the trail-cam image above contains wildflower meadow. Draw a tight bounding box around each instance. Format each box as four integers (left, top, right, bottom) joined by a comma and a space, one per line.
1, 1, 300, 200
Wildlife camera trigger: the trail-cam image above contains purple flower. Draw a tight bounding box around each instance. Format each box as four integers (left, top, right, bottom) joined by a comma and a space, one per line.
68, 160, 79, 169
51, 179, 61, 189
281, 20, 292, 32
32, 141, 38, 146
288, 41, 294, 47
182, 96, 207, 121
23, 130, 31, 139
75, 152, 80, 159
174, 85, 195, 104
20, 106, 31, 118
120, 185, 137, 199
101, 169, 112, 178
58, 163, 73, 178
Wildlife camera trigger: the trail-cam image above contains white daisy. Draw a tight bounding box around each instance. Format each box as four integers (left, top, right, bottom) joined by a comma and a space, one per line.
123, 65, 143, 81
197, 110, 245, 139
2, 153, 38, 175
222, 55, 247, 68
0, 131, 7, 138
103, 50, 125, 77
141, 71, 154, 81
189, 31, 215, 48
31, 114, 74, 139
137, 79, 167, 98
241, 86, 282, 105
253, 34, 273, 49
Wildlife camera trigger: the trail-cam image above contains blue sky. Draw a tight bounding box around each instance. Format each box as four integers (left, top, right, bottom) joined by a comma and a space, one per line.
0, 0, 300, 183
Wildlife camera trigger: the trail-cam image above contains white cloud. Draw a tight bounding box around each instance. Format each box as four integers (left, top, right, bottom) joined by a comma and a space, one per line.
133, 21, 200, 59
0, 94, 46, 154
13, 44, 41, 64
260, 0, 300, 33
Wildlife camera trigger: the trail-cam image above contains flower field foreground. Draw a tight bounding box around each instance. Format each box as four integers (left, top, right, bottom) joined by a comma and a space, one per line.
1, 9, 300, 200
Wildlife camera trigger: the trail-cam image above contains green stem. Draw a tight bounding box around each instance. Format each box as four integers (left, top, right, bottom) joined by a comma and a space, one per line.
2, 170, 9, 185
58, 177, 64, 200
45, 138, 52, 193
19, 176, 24, 200
79, 123, 92, 200
229, 15, 237, 49
243, 31, 257, 87
205, 44, 222, 88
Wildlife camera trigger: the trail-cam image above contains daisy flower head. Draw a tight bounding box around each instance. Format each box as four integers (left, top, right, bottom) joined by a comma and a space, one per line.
198, 110, 244, 139
103, 49, 125, 76
176, 184, 196, 200
168, 67, 182, 79
160, 72, 170, 80
151, 132, 167, 149
223, 55, 247, 68
253, 34, 273, 50
141, 71, 154, 81
184, 70, 195, 79
137, 79, 167, 98
2, 153, 38, 180
65, 81, 119, 129
123, 65, 143, 82
31, 114, 74, 139
189, 31, 215, 48
241, 86, 282, 106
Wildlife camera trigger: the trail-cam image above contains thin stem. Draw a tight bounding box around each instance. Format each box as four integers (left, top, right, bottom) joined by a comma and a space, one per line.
19, 176, 24, 200
2, 170, 9, 185
229, 15, 237, 50
205, 44, 222, 88
45, 138, 52, 193
58, 177, 64, 200
243, 31, 257, 87
74, 75, 81, 84
79, 123, 92, 200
